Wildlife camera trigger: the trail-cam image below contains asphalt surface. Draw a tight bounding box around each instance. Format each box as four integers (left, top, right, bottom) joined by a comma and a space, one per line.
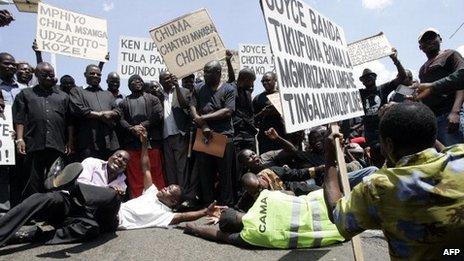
0, 219, 389, 261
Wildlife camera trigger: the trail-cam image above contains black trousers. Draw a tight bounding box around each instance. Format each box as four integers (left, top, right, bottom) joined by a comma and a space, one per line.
22, 149, 63, 200
0, 183, 120, 246
197, 141, 236, 206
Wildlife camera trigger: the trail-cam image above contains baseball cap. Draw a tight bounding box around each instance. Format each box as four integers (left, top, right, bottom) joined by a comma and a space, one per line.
418, 27, 440, 42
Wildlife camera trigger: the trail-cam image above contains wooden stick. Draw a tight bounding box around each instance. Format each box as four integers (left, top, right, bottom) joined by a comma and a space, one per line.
330, 123, 364, 261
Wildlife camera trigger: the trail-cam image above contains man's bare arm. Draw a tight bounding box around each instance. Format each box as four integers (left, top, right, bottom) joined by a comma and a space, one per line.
170, 209, 207, 225
140, 128, 153, 190
171, 201, 227, 225
322, 132, 344, 223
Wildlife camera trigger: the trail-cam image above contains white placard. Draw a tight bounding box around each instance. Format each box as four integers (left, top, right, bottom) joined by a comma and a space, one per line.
261, 0, 364, 133
117, 36, 167, 81
149, 8, 226, 78
36, 2, 108, 62
0, 105, 15, 165
239, 43, 275, 80
348, 32, 393, 66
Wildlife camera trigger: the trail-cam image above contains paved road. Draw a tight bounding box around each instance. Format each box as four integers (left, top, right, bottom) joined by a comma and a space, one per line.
0, 220, 389, 261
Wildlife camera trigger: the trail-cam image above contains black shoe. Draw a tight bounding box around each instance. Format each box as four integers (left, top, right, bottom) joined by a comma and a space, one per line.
45, 157, 65, 180
7, 225, 43, 245
44, 163, 83, 191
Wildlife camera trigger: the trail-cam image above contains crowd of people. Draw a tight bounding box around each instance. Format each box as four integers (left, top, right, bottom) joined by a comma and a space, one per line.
1, 9, 464, 259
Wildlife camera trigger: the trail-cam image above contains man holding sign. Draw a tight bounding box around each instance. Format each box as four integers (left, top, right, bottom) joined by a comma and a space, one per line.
190, 61, 236, 207
323, 102, 464, 260
358, 48, 407, 146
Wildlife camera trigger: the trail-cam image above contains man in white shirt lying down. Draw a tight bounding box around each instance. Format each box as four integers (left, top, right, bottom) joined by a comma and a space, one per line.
117, 127, 225, 230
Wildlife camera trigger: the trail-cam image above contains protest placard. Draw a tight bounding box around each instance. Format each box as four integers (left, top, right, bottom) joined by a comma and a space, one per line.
195, 50, 239, 85
0, 105, 15, 165
193, 129, 227, 158
348, 32, 393, 66
117, 36, 167, 82
239, 43, 275, 80
36, 2, 108, 61
267, 92, 283, 115
13, 0, 39, 13
260, 0, 364, 133
149, 8, 226, 78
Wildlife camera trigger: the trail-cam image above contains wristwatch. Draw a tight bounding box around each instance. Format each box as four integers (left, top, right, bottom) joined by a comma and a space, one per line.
15, 139, 24, 145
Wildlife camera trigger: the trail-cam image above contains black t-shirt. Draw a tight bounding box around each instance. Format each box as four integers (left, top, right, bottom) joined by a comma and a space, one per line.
419, 49, 463, 116
13, 85, 71, 153
232, 83, 256, 139
359, 80, 398, 132
252, 91, 286, 152
192, 82, 236, 136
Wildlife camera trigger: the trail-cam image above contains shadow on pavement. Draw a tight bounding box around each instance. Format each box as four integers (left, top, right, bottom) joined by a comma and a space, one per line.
279, 249, 330, 260
0, 242, 44, 256
35, 233, 117, 259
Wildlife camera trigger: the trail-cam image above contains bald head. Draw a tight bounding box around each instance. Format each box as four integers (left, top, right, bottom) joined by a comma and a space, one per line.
261, 71, 277, 93
204, 60, 222, 87
242, 172, 260, 196
107, 71, 120, 92
159, 71, 174, 90
0, 52, 14, 62
237, 68, 256, 90
36, 62, 56, 89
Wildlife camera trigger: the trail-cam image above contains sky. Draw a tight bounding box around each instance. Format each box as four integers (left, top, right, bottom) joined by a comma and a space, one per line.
0, 0, 463, 95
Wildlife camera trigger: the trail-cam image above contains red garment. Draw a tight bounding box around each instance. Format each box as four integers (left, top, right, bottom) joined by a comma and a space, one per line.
350, 137, 366, 147
126, 149, 166, 198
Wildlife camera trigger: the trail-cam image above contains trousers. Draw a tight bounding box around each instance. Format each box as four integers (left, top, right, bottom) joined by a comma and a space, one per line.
0, 183, 120, 246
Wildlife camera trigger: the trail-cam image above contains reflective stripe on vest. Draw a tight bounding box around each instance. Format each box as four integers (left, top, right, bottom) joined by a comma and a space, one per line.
289, 196, 304, 248
240, 190, 345, 249
309, 196, 323, 247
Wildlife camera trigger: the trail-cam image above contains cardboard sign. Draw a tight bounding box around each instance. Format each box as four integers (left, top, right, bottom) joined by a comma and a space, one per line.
36, 2, 108, 62
195, 50, 239, 85
192, 129, 227, 158
260, 0, 364, 133
239, 44, 275, 80
13, 0, 39, 13
117, 36, 167, 81
267, 93, 283, 115
149, 8, 226, 78
348, 32, 393, 66
0, 105, 15, 165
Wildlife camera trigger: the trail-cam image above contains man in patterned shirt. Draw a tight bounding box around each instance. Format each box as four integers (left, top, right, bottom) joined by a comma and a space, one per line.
323, 102, 464, 260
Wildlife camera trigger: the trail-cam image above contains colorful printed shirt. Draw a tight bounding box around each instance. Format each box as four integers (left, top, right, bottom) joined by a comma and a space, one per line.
334, 145, 464, 260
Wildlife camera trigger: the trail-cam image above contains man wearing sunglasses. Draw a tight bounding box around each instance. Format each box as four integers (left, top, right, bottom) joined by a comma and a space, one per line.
414, 28, 464, 146
13, 62, 74, 198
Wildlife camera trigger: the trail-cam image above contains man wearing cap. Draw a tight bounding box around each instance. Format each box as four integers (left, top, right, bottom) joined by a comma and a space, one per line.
358, 48, 407, 145
415, 28, 464, 146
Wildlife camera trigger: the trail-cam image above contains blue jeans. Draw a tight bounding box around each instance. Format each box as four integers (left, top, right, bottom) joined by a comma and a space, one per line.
348, 166, 379, 188
437, 113, 463, 147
